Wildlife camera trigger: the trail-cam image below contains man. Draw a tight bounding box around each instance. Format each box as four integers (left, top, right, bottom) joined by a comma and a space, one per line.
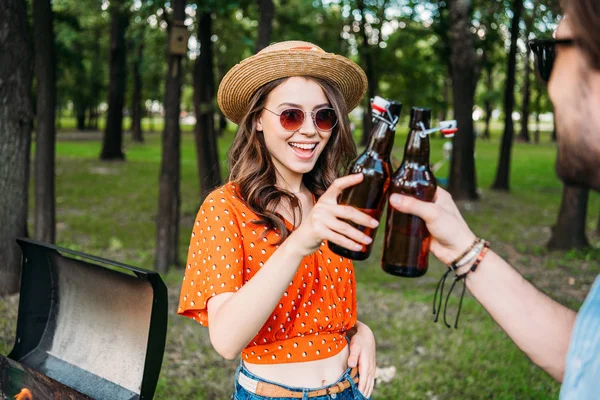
389, 1, 600, 398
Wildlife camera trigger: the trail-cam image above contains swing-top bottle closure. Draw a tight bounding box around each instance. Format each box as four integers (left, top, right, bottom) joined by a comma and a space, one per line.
371, 96, 399, 131
418, 120, 459, 138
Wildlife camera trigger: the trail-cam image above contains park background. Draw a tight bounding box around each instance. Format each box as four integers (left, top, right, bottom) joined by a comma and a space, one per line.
1, 0, 599, 398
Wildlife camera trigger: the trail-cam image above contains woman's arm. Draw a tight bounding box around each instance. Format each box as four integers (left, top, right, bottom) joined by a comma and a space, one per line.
207, 236, 306, 359
389, 189, 577, 382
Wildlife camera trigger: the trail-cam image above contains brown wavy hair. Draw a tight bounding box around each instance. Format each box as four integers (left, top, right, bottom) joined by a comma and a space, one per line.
227, 77, 357, 244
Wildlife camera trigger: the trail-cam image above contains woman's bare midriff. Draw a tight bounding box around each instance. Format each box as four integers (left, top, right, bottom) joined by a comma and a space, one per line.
243, 343, 350, 388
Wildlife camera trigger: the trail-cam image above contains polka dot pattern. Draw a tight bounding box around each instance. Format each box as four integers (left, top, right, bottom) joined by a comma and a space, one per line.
178, 182, 357, 364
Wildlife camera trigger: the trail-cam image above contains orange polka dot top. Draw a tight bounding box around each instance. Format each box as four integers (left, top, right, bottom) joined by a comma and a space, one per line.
178, 181, 357, 364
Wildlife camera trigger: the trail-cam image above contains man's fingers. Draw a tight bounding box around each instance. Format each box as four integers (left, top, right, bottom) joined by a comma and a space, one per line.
388, 193, 439, 223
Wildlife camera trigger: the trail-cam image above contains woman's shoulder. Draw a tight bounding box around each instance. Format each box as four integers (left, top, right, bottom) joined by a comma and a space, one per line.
202, 181, 250, 216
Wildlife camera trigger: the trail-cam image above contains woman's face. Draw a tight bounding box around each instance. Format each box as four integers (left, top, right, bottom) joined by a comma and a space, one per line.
256, 77, 334, 180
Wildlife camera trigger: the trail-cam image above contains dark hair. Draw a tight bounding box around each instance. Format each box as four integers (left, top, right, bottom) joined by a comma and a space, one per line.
563, 0, 600, 70
227, 77, 357, 245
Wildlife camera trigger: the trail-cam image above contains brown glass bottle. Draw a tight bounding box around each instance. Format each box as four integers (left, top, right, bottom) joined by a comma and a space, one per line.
329, 97, 402, 260
382, 107, 437, 277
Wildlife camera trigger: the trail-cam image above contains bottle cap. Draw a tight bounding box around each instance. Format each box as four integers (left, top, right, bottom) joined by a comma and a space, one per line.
371, 96, 389, 115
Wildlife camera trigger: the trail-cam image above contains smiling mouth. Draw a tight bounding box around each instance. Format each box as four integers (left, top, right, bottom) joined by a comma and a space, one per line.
289, 142, 318, 150
288, 142, 318, 159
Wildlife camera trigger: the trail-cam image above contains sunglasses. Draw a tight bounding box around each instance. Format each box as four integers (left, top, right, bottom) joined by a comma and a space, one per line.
264, 107, 338, 131
528, 38, 575, 83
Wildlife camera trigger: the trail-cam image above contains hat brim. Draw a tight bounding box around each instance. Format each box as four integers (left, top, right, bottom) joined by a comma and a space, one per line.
217, 50, 368, 125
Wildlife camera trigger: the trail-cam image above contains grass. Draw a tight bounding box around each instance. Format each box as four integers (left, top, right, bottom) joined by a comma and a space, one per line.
1, 121, 599, 399
56, 116, 195, 133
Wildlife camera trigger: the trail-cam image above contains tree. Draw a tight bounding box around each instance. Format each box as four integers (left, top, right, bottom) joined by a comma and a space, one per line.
33, 0, 57, 244
100, 0, 129, 160
492, 0, 523, 190
517, 2, 537, 143
533, 83, 542, 143
473, 0, 505, 141
194, 11, 222, 201
0, 0, 34, 295
355, 0, 388, 146
131, 35, 144, 143
547, 184, 590, 250
447, 0, 478, 200
255, 0, 274, 52
155, 0, 187, 273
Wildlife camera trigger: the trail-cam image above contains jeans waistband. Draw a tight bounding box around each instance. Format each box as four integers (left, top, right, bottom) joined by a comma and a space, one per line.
235, 360, 359, 396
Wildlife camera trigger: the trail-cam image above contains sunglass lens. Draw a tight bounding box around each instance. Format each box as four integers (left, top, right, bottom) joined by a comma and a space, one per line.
280, 109, 304, 131
532, 42, 555, 83
315, 109, 337, 131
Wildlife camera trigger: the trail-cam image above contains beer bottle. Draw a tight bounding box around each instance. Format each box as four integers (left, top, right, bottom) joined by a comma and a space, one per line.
382, 107, 437, 277
329, 96, 402, 260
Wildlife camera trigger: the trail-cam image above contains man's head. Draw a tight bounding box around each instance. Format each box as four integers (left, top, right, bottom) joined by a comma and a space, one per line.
548, 0, 600, 190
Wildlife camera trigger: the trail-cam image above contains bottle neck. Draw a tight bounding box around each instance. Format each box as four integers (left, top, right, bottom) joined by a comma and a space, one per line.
366, 120, 395, 158
402, 128, 430, 164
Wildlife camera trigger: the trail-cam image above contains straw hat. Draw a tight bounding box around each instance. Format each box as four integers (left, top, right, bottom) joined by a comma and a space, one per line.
217, 41, 368, 125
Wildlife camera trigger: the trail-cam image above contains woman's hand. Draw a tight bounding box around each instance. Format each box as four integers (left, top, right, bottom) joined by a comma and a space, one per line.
291, 174, 379, 256
347, 321, 376, 398
388, 187, 477, 265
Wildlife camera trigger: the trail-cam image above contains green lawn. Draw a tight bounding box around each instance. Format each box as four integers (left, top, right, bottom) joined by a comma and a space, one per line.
1, 123, 599, 399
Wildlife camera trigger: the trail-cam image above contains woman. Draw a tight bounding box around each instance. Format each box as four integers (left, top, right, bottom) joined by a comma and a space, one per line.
178, 41, 376, 399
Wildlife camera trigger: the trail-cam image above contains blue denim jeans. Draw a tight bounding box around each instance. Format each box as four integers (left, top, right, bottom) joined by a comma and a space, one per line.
233, 361, 371, 400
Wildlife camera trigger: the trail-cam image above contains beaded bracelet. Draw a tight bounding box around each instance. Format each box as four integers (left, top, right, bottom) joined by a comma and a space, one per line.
468, 241, 490, 273
449, 237, 480, 266
450, 238, 485, 271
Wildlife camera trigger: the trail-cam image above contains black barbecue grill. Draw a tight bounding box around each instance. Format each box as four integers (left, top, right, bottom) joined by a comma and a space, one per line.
0, 238, 168, 400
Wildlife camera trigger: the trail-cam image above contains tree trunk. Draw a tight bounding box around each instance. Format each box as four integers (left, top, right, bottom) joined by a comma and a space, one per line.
447, 0, 478, 200
194, 12, 222, 201
517, 48, 531, 142
76, 106, 86, 131
155, 0, 186, 273
534, 86, 541, 144
216, 50, 228, 137
33, 0, 57, 244
131, 40, 144, 143
100, 0, 128, 160
596, 212, 600, 236
492, 0, 523, 191
0, 0, 34, 295
482, 65, 493, 140
438, 76, 450, 125
518, 4, 536, 143
89, 26, 103, 131
255, 0, 274, 53
547, 184, 590, 250
358, 0, 376, 146
149, 107, 155, 132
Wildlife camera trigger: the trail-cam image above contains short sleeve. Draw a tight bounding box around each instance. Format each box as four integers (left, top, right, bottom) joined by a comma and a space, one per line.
177, 190, 244, 325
